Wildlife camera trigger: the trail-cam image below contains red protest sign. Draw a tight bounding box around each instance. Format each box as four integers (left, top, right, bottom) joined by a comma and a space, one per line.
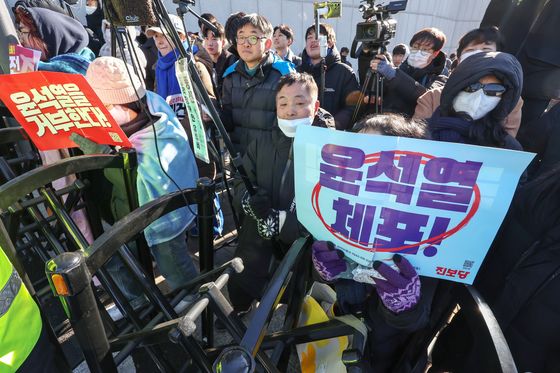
0, 71, 132, 151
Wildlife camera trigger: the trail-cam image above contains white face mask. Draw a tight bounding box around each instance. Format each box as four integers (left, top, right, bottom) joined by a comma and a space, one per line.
85, 5, 97, 15
407, 51, 431, 69
459, 49, 483, 63
452, 89, 501, 121
108, 105, 133, 125
277, 116, 313, 137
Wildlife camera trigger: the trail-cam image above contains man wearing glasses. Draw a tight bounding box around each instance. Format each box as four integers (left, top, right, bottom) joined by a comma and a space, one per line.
369, 27, 449, 117
221, 13, 295, 154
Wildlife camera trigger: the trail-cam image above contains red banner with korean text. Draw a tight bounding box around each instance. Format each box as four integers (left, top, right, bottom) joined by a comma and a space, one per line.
0, 71, 131, 151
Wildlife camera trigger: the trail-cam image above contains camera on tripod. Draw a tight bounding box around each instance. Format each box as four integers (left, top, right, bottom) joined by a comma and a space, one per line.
351, 0, 407, 86
353, 0, 406, 51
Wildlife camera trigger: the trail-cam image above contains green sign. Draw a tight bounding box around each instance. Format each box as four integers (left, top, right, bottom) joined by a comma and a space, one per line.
175, 58, 210, 164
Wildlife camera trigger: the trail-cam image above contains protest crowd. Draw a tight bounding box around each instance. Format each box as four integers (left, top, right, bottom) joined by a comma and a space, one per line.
1, 0, 559, 372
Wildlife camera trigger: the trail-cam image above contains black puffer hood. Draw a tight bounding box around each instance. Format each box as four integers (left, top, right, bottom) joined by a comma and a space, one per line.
440, 52, 523, 122
24, 6, 88, 58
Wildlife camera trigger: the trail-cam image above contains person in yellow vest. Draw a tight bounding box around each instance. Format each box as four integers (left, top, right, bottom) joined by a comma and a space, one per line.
0, 247, 59, 373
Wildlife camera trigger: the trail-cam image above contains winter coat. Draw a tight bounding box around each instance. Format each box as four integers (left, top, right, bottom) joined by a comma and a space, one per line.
298, 47, 360, 130
213, 49, 237, 102
23, 6, 88, 59
518, 102, 560, 179
414, 86, 523, 138
106, 92, 199, 247
221, 51, 294, 153
482, 0, 560, 102
229, 111, 334, 308
379, 51, 448, 117
277, 48, 302, 68
432, 172, 560, 373
429, 52, 524, 150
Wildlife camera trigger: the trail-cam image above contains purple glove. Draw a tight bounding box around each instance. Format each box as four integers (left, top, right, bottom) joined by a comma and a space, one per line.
311, 241, 347, 281
373, 254, 420, 314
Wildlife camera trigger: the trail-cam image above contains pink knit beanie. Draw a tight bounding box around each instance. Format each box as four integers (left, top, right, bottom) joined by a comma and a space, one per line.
86, 56, 145, 105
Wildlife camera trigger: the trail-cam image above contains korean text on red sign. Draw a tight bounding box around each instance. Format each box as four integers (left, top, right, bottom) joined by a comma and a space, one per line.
0, 71, 131, 150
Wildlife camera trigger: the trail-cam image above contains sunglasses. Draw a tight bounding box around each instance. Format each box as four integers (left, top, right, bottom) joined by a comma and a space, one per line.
463, 82, 506, 97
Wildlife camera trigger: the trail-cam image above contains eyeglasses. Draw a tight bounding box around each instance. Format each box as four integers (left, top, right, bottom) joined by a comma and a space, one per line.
236, 35, 266, 45
17, 29, 30, 40
409, 48, 433, 57
463, 82, 506, 97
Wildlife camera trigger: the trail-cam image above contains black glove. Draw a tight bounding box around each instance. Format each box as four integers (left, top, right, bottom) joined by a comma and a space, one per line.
257, 209, 280, 239
241, 188, 272, 220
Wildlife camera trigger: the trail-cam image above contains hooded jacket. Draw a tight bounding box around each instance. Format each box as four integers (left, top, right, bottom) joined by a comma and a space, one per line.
428, 52, 524, 150
298, 47, 360, 130
439, 52, 523, 121
380, 51, 448, 117
103, 91, 199, 246
221, 51, 294, 153
24, 6, 88, 59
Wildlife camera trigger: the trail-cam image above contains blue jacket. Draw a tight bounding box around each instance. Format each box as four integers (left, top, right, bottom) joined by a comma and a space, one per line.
131, 91, 199, 246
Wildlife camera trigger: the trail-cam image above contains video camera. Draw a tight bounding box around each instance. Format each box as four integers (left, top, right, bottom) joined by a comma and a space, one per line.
352, 0, 407, 54
351, 0, 407, 86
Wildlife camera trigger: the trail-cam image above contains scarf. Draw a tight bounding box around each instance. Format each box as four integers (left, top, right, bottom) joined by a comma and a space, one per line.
428, 108, 472, 144
155, 50, 181, 99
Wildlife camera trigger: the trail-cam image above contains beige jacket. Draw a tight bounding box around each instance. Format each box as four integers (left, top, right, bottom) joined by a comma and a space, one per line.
413, 86, 523, 138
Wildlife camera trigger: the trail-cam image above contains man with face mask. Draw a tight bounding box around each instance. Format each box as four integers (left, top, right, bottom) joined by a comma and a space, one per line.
227, 72, 334, 314
369, 27, 449, 117
428, 51, 523, 150
413, 27, 524, 138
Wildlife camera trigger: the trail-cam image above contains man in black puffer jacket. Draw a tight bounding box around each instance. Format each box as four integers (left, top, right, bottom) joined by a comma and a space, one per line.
228, 72, 334, 312
298, 23, 360, 131
370, 27, 449, 117
220, 13, 294, 155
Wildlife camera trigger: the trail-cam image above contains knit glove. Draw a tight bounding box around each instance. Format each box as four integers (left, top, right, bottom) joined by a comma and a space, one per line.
373, 254, 421, 314
257, 209, 280, 239
241, 189, 272, 220
70, 133, 113, 154
311, 241, 348, 281
376, 58, 397, 80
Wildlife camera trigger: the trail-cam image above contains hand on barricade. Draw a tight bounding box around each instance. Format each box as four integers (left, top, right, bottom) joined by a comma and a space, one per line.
372, 254, 420, 314
311, 241, 348, 282
70, 133, 113, 154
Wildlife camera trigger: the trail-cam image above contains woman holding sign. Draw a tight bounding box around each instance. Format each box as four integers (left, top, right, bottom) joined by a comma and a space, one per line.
311, 114, 439, 372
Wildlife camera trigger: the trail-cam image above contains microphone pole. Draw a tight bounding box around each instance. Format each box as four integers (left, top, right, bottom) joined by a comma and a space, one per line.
173, 0, 218, 35
152, 0, 255, 195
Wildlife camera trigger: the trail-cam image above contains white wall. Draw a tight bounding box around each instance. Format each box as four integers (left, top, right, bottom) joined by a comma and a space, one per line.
4, 0, 491, 62
162, 0, 491, 63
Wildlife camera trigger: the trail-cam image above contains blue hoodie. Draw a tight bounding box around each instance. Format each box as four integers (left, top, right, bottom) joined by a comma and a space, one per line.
132, 91, 199, 245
